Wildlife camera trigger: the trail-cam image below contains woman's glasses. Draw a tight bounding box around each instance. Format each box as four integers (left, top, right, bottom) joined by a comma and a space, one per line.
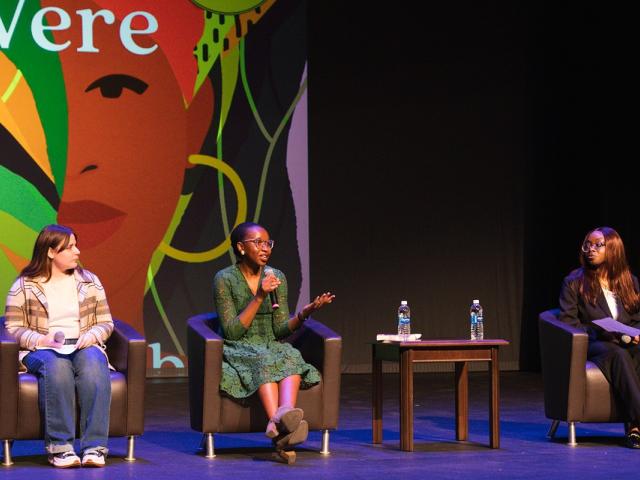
581, 241, 605, 253
242, 238, 275, 250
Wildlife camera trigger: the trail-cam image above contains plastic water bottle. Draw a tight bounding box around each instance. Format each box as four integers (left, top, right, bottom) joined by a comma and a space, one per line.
470, 299, 484, 340
397, 300, 411, 340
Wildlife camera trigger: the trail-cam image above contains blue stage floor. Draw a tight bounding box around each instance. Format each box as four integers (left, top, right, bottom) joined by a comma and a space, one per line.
2, 372, 633, 479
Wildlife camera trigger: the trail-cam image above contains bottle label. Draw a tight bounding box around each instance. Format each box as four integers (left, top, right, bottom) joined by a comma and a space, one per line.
470, 312, 477, 324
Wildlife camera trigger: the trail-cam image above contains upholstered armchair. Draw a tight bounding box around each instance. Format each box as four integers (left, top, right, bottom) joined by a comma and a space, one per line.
0, 317, 146, 466
187, 313, 341, 457
538, 309, 628, 445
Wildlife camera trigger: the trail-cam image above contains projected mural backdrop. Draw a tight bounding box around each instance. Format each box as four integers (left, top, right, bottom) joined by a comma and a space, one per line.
0, 0, 309, 374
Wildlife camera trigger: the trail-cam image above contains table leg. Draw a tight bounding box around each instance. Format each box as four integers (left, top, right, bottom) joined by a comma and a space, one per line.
455, 361, 469, 441
400, 348, 414, 451
490, 347, 500, 448
372, 345, 383, 444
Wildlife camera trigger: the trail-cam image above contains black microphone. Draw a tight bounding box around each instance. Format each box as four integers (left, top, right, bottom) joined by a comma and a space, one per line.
54, 331, 65, 344
264, 267, 280, 310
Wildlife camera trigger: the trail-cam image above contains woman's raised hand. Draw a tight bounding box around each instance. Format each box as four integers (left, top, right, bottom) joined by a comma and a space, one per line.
302, 292, 335, 318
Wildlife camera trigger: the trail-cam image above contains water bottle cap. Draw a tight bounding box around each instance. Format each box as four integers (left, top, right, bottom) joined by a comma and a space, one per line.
472, 299, 479, 304
400, 300, 408, 305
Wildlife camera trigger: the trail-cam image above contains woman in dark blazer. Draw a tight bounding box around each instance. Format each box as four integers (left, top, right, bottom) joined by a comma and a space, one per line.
559, 226, 640, 448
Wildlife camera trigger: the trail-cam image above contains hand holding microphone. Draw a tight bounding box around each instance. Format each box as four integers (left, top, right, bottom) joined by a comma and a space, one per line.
615, 332, 636, 346
37, 330, 65, 348
263, 267, 280, 309
54, 331, 65, 345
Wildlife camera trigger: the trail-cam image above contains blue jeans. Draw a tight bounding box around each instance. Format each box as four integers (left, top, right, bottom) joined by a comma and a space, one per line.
23, 346, 111, 454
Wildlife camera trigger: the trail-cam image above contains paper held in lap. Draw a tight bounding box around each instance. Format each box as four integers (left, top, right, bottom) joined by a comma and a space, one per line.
592, 317, 640, 337
35, 345, 77, 355
376, 334, 422, 342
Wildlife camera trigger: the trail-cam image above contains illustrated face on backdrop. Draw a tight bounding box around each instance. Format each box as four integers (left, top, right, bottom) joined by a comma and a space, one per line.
35, 0, 214, 330
2, 0, 307, 366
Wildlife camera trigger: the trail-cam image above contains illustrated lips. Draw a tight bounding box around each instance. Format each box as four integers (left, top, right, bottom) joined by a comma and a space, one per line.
58, 201, 126, 250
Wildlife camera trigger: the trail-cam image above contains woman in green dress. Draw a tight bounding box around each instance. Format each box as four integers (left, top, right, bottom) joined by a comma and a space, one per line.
213, 222, 335, 463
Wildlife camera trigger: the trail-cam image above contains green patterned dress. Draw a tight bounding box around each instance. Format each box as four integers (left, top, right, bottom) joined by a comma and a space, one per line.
213, 264, 321, 399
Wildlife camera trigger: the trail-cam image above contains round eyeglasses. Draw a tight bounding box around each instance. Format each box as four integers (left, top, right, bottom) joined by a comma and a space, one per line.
242, 238, 275, 250
581, 241, 605, 253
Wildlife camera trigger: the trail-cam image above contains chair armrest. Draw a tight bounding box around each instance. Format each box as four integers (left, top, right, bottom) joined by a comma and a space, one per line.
187, 314, 224, 432
287, 318, 340, 371
538, 309, 588, 421
288, 318, 342, 429
0, 318, 19, 438
106, 319, 146, 434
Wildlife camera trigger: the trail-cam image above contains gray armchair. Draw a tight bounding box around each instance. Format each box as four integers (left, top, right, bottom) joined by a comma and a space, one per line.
187, 313, 341, 457
538, 308, 628, 445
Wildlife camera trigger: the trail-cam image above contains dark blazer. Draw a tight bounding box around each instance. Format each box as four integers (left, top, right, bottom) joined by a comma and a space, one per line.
559, 268, 640, 342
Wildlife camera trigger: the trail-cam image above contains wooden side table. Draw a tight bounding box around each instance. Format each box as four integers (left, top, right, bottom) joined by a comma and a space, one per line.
372, 339, 509, 451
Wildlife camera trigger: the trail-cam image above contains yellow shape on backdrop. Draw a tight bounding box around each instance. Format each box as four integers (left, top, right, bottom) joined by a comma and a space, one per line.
0, 53, 53, 182
157, 154, 247, 263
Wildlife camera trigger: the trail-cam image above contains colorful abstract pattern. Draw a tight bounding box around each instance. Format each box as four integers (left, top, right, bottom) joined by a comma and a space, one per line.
0, 0, 308, 373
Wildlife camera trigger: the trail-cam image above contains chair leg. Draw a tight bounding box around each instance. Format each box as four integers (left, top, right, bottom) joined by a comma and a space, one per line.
204, 433, 216, 458
547, 420, 560, 439
124, 435, 136, 461
567, 422, 577, 446
2, 440, 13, 466
320, 429, 330, 455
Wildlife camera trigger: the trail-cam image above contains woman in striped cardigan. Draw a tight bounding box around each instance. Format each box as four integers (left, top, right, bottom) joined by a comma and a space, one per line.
4, 224, 113, 468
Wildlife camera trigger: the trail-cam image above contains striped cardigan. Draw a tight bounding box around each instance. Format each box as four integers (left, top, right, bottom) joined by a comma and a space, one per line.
4, 269, 114, 352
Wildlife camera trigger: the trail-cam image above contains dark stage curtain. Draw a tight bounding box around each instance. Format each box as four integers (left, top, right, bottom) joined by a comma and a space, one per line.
309, 1, 639, 372
308, 1, 531, 372
520, 1, 640, 370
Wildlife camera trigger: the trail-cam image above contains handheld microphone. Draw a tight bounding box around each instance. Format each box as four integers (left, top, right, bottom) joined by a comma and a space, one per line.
54, 331, 65, 344
264, 267, 280, 310
619, 333, 632, 345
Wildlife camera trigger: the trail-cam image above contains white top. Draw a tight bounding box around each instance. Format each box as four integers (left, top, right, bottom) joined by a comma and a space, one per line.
602, 287, 619, 320
41, 274, 81, 340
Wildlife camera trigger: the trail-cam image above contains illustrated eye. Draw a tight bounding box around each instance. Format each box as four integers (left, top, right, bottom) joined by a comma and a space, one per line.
85, 74, 148, 98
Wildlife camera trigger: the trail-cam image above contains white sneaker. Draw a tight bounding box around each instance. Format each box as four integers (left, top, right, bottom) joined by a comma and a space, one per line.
48, 451, 81, 468
81, 448, 106, 467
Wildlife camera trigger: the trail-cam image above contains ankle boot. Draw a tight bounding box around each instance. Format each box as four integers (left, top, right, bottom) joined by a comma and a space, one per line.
273, 420, 309, 450
272, 406, 304, 434
272, 449, 296, 464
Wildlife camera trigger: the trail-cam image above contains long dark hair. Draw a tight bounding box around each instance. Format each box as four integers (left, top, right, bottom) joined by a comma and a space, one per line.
20, 224, 78, 281
578, 226, 640, 313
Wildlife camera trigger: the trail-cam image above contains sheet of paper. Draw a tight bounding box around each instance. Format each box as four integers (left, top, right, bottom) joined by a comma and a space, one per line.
592, 317, 640, 337
376, 333, 422, 342
35, 344, 77, 355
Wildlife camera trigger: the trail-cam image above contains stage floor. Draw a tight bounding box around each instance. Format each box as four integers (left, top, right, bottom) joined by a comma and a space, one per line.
2, 371, 634, 479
